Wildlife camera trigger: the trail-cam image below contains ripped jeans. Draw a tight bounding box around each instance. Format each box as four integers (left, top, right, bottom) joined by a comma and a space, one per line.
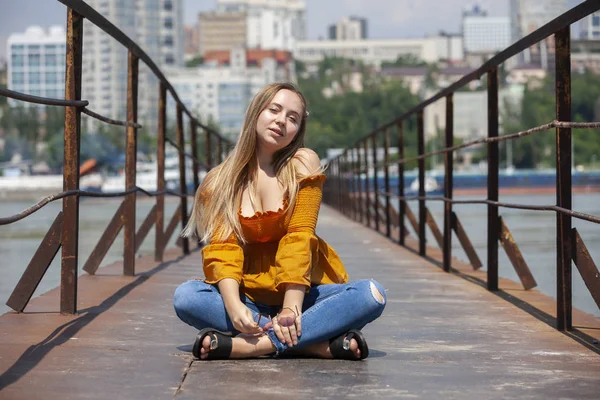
173, 279, 387, 355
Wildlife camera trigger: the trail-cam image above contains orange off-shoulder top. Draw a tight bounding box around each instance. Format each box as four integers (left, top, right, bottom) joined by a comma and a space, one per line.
201, 174, 348, 305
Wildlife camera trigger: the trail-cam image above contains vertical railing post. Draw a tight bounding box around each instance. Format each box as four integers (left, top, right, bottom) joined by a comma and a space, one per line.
487, 68, 499, 291
217, 137, 223, 164
123, 50, 139, 276
205, 130, 213, 170
356, 146, 363, 223
336, 158, 342, 213
443, 94, 454, 273
363, 140, 370, 228
176, 104, 189, 255
61, 7, 83, 314
155, 83, 166, 262
190, 120, 200, 191
397, 121, 405, 245
189, 119, 201, 248
349, 150, 356, 219
384, 128, 391, 238
342, 151, 349, 216
371, 135, 379, 233
417, 111, 426, 256
555, 26, 572, 331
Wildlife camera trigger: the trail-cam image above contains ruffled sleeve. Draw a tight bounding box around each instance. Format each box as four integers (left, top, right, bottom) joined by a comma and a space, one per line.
274, 174, 326, 290
202, 229, 245, 285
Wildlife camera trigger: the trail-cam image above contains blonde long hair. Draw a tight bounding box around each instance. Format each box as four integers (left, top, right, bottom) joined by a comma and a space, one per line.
182, 82, 311, 244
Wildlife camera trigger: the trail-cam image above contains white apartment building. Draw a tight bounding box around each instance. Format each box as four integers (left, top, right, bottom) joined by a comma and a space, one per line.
165, 48, 293, 138
580, 11, 600, 40
295, 35, 464, 69
329, 16, 368, 41
82, 0, 184, 132
216, 0, 306, 52
462, 5, 511, 54
7, 26, 66, 107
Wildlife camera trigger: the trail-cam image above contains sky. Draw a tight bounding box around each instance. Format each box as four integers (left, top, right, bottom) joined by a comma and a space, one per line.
0, 0, 586, 40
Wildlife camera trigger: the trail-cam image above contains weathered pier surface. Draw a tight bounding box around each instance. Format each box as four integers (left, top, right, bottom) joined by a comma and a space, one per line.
1, 205, 599, 399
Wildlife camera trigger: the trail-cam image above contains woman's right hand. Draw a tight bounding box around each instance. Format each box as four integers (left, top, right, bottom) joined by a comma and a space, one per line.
227, 302, 263, 334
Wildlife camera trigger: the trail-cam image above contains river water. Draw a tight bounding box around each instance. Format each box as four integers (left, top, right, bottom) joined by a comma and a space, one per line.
1, 194, 599, 318
0, 197, 182, 315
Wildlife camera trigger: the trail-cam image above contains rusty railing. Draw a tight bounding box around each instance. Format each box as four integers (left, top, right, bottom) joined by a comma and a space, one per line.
324, 0, 600, 334
0, 0, 233, 314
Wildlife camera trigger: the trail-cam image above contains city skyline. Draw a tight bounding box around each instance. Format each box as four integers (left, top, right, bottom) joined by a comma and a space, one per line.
2, 0, 584, 41
1, 0, 588, 51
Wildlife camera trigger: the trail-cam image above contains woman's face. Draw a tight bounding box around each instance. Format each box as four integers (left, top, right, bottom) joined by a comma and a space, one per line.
255, 89, 304, 152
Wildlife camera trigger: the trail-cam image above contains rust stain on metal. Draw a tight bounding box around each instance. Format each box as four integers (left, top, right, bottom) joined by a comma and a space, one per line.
190, 120, 200, 191
176, 104, 189, 255
555, 26, 573, 331
155, 83, 167, 262
163, 204, 183, 252
371, 136, 380, 232
397, 121, 406, 245
498, 216, 537, 290
6, 212, 64, 312
452, 212, 483, 270
383, 129, 392, 237
443, 93, 454, 273
404, 203, 420, 235
135, 205, 157, 254
83, 202, 125, 275
205, 129, 212, 170
425, 208, 444, 250
487, 67, 500, 291
417, 111, 426, 256
124, 50, 139, 277
61, 8, 83, 315
572, 228, 600, 310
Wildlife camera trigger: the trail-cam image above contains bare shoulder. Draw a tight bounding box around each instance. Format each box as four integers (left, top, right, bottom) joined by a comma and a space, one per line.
292, 148, 321, 176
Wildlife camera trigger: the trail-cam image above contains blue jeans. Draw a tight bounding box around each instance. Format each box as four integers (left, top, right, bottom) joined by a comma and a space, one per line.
173, 279, 386, 355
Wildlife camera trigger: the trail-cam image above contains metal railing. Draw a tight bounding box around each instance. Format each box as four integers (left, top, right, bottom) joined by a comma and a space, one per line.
323, 0, 600, 334
0, 0, 233, 314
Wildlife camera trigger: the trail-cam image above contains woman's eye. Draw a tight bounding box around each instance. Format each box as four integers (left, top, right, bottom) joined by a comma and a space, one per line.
289, 117, 297, 123
269, 108, 278, 113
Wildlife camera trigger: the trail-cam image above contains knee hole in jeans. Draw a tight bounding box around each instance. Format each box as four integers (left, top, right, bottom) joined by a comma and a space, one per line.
370, 281, 385, 304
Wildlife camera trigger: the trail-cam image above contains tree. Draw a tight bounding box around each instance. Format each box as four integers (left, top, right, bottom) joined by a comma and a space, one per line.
297, 58, 421, 159
381, 54, 427, 68
186, 56, 204, 68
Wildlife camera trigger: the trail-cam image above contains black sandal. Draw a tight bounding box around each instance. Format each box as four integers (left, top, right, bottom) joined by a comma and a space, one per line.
329, 329, 369, 360
192, 328, 234, 360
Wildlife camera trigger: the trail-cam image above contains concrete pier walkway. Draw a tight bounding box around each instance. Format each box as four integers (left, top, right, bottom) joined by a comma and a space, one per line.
1, 205, 599, 399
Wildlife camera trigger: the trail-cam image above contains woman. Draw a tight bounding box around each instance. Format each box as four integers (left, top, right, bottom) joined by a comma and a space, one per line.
173, 82, 386, 360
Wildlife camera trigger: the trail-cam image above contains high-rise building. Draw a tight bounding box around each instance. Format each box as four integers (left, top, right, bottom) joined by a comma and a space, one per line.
81, 0, 184, 132
462, 4, 510, 55
7, 26, 66, 107
198, 11, 247, 56
184, 25, 200, 57
580, 11, 600, 40
215, 0, 306, 52
328, 16, 368, 41
510, 0, 569, 68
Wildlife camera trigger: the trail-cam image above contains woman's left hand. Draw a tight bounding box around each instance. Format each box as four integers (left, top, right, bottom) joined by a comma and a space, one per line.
264, 307, 302, 347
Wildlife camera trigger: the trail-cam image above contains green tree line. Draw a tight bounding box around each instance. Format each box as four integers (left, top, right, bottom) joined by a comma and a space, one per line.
499, 70, 600, 169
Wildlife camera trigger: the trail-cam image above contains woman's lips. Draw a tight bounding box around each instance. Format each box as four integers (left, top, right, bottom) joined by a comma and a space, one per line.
269, 127, 283, 136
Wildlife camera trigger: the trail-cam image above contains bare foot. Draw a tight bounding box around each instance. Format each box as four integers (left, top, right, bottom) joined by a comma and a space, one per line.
198, 333, 275, 360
